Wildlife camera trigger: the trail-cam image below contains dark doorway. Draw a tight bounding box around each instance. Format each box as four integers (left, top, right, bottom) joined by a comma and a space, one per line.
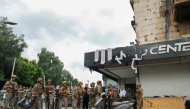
125, 84, 136, 99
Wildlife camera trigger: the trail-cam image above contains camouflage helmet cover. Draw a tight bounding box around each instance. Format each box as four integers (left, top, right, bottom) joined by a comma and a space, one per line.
37, 78, 43, 82
97, 80, 101, 84
78, 81, 83, 85
47, 79, 52, 83
136, 83, 141, 87
11, 75, 17, 78
90, 82, 95, 86
63, 81, 67, 84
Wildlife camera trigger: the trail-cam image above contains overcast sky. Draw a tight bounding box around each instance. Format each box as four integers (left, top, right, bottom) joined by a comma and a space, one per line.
0, 0, 135, 84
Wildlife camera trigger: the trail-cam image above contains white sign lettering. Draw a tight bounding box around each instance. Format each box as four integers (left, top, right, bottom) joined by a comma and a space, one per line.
131, 49, 148, 73
94, 48, 112, 64
166, 45, 177, 53
150, 41, 190, 54
183, 44, 190, 51
101, 49, 105, 65
150, 47, 158, 54
158, 45, 166, 54
115, 50, 126, 64
94, 41, 190, 65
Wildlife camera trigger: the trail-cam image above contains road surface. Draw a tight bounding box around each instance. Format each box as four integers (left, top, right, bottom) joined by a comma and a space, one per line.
0, 100, 72, 109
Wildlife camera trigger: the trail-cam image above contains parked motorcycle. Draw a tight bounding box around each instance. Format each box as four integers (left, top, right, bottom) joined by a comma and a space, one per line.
92, 89, 134, 109
16, 89, 36, 109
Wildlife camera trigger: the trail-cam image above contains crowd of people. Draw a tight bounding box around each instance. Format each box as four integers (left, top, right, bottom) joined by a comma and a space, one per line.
2, 74, 143, 109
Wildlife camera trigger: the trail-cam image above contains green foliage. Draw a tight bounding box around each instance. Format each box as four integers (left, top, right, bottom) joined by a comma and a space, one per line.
0, 17, 27, 81
0, 17, 79, 88
62, 69, 78, 87
37, 48, 79, 86
0, 71, 4, 81
37, 48, 64, 85
16, 57, 44, 86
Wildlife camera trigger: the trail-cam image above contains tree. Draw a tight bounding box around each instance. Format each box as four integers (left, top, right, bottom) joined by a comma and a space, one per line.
62, 69, 78, 87
72, 78, 79, 87
16, 57, 44, 86
0, 17, 27, 81
37, 48, 64, 85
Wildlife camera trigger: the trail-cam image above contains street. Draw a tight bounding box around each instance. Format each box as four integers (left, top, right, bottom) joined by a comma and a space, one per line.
0, 100, 72, 109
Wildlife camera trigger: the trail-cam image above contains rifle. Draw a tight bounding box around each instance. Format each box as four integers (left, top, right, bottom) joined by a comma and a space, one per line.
12, 83, 19, 108
61, 87, 67, 97
12, 83, 15, 98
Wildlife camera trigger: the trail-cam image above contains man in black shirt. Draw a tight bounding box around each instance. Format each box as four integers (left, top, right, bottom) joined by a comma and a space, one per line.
83, 83, 89, 109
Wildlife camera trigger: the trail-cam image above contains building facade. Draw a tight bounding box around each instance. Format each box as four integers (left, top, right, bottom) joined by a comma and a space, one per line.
84, 0, 190, 99
130, 0, 190, 45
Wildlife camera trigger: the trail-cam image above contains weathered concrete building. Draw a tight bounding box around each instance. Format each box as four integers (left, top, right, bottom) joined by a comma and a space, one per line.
129, 0, 190, 97
131, 0, 190, 45
84, 0, 190, 102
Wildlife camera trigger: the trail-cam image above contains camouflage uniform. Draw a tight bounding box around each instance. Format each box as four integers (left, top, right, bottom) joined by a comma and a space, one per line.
3, 75, 19, 109
95, 80, 102, 102
113, 88, 119, 102
72, 81, 85, 109
18, 85, 24, 101
72, 87, 78, 109
88, 82, 96, 109
44, 79, 55, 109
32, 78, 44, 109
136, 83, 143, 109
59, 81, 70, 109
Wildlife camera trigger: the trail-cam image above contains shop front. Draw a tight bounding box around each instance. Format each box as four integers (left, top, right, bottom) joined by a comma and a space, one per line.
84, 38, 190, 98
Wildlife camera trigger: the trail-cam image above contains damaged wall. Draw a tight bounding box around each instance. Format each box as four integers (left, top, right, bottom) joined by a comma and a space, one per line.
131, 0, 190, 45
175, 2, 190, 38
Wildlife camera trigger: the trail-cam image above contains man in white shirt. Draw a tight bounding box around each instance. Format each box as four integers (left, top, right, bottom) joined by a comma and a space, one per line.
119, 85, 126, 101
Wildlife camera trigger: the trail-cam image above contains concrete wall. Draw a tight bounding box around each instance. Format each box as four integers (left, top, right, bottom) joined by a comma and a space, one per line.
139, 62, 190, 96
130, 0, 190, 45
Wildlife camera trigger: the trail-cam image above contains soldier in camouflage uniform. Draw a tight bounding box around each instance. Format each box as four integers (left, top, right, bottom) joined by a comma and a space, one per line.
44, 79, 55, 109
95, 80, 102, 102
88, 82, 96, 109
3, 75, 19, 109
31, 78, 44, 109
136, 83, 143, 109
59, 81, 70, 109
18, 85, 24, 101
72, 81, 85, 109
113, 87, 119, 102
22, 86, 26, 94
72, 87, 78, 109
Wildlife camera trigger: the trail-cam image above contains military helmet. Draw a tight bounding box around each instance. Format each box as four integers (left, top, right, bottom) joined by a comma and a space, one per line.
90, 82, 95, 87
47, 79, 52, 83
78, 81, 83, 85
63, 81, 67, 84
11, 75, 17, 78
136, 83, 141, 87
37, 78, 43, 82
97, 80, 102, 84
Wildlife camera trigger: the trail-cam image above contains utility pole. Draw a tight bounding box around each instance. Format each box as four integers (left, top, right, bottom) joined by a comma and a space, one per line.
7, 58, 16, 76
87, 80, 89, 86
12, 58, 16, 76
44, 75, 45, 86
